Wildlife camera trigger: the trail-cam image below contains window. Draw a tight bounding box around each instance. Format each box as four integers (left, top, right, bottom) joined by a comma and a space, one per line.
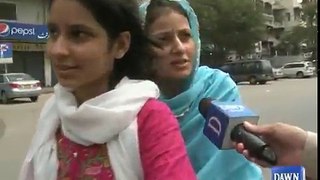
261, 60, 272, 69
284, 64, 304, 68
0, 2, 17, 20
220, 65, 230, 72
292, 64, 304, 68
283, 64, 293, 68
286, 12, 291, 21
244, 62, 258, 71
0, 75, 4, 83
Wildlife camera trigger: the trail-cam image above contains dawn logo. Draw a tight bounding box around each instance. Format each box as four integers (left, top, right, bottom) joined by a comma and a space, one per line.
0, 23, 10, 37
272, 166, 305, 180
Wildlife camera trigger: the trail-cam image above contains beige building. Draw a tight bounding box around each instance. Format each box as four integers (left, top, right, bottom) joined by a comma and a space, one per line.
254, 0, 303, 57
0, 0, 55, 86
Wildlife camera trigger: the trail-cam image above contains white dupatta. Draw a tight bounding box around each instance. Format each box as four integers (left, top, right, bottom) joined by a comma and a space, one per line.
19, 77, 160, 180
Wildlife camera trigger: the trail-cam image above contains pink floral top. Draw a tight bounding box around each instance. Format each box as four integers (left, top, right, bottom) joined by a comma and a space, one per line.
56, 129, 114, 180
56, 99, 196, 180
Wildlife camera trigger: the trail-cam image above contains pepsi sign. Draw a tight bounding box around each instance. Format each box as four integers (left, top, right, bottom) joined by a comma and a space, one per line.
0, 23, 10, 37
0, 21, 48, 42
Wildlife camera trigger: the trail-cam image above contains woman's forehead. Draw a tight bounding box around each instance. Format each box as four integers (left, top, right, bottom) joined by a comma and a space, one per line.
150, 28, 190, 37
148, 12, 190, 32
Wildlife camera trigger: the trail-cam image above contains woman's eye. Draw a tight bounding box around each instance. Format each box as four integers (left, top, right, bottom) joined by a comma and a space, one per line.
157, 36, 170, 42
180, 32, 192, 41
71, 30, 87, 39
48, 27, 58, 39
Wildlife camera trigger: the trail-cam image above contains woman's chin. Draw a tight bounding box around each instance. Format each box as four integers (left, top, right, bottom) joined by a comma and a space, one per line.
174, 70, 193, 80
160, 72, 192, 82
57, 80, 77, 91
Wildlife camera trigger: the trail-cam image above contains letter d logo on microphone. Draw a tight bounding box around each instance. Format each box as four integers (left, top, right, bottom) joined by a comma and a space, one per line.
203, 103, 229, 148
208, 116, 222, 136
201, 100, 259, 149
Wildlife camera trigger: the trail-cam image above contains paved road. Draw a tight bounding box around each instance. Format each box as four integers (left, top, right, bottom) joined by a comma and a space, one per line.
238, 77, 317, 179
0, 77, 317, 180
239, 78, 317, 132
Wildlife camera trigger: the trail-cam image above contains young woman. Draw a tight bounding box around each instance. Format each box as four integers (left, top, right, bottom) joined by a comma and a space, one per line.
140, 0, 263, 179
19, 0, 196, 179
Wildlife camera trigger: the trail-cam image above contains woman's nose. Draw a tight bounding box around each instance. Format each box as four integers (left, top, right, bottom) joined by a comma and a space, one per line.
171, 36, 185, 54
47, 36, 70, 58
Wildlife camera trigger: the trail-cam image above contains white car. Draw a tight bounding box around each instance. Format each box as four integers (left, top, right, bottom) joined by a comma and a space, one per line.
281, 62, 314, 78
272, 68, 284, 80
0, 73, 42, 104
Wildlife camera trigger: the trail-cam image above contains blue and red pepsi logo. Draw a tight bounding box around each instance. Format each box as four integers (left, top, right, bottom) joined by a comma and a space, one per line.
0, 23, 10, 37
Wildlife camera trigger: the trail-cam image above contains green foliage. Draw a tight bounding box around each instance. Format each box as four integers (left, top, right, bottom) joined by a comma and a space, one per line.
276, 1, 317, 57
190, 0, 265, 65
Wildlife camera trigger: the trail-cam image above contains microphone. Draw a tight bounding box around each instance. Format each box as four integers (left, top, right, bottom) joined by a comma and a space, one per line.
199, 98, 277, 166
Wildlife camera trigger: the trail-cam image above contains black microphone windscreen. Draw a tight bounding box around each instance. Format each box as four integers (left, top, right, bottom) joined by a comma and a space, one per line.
198, 98, 213, 117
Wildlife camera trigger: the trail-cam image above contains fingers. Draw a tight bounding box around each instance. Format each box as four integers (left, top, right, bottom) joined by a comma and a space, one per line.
242, 150, 272, 168
243, 121, 273, 136
233, 141, 273, 168
233, 142, 245, 154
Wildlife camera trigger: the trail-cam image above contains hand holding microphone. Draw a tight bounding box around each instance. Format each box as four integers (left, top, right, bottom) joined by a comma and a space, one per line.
234, 122, 313, 167
198, 98, 277, 166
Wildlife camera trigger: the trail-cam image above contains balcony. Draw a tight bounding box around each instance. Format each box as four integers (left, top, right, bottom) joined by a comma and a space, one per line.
293, 3, 303, 9
273, 21, 285, 29
262, 0, 275, 4
263, 13, 274, 22
272, 0, 285, 10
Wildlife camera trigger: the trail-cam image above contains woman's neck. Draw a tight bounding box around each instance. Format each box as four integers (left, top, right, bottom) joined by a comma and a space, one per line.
156, 78, 189, 99
73, 77, 110, 105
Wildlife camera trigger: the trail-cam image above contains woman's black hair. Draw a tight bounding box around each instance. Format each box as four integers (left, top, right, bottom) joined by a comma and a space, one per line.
145, 0, 189, 31
49, 0, 153, 87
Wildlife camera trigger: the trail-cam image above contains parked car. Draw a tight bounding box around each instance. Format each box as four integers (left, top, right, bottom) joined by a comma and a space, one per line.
219, 59, 274, 85
272, 68, 284, 80
0, 73, 42, 104
281, 61, 315, 78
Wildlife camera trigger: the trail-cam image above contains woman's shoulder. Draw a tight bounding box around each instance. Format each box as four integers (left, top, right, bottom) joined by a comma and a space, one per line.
196, 66, 230, 79
137, 98, 175, 123
194, 66, 240, 102
195, 66, 236, 87
139, 98, 172, 114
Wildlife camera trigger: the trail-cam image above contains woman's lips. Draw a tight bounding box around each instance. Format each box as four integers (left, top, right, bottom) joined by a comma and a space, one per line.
170, 59, 190, 68
55, 65, 78, 74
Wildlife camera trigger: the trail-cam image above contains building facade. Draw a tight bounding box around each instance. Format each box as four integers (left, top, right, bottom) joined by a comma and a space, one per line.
256, 0, 303, 57
0, 0, 57, 87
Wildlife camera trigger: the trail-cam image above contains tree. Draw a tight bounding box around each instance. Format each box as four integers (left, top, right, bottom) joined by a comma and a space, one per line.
301, 1, 317, 59
190, 0, 265, 65
275, 1, 317, 58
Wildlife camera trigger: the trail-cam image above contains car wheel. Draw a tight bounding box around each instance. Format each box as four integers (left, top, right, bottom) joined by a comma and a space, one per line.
1, 91, 9, 104
296, 72, 304, 78
249, 76, 257, 85
30, 96, 38, 102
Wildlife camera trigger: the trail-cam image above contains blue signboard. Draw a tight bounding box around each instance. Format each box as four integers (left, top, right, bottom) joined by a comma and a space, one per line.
0, 21, 48, 42
0, 43, 13, 64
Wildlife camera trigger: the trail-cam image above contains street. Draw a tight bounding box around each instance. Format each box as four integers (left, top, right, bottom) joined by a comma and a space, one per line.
238, 77, 317, 179
0, 78, 317, 180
